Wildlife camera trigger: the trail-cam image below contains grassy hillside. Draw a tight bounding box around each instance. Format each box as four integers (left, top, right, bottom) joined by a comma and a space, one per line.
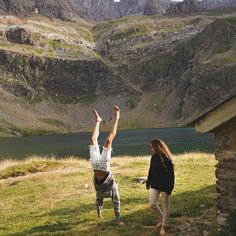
0, 153, 219, 235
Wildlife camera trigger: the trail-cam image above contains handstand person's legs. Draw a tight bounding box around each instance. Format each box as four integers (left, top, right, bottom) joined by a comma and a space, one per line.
90, 109, 102, 162
103, 106, 120, 149
91, 109, 102, 146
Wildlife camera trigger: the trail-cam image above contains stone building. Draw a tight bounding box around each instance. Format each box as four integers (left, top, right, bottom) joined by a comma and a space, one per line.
190, 94, 236, 224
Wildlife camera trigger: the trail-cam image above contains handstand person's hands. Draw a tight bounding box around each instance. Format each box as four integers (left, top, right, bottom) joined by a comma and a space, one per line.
114, 106, 120, 120
93, 109, 102, 122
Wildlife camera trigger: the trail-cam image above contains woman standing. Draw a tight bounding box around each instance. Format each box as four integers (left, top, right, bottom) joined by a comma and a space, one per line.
146, 139, 175, 235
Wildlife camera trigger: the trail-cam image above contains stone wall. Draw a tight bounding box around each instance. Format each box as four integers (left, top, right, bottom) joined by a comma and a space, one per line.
215, 117, 236, 224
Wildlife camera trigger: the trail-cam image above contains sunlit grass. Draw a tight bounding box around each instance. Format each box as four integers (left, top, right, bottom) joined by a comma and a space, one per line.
0, 153, 218, 235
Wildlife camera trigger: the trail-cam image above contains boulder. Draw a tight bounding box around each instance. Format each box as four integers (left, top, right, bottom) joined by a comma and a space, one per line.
6, 27, 43, 46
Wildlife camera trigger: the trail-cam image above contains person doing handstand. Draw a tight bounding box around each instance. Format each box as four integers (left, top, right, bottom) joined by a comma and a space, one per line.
89, 106, 124, 225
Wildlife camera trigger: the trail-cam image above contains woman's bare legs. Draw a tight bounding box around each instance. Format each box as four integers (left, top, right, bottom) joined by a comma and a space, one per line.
103, 106, 120, 149
91, 109, 102, 146
160, 192, 170, 235
149, 188, 163, 228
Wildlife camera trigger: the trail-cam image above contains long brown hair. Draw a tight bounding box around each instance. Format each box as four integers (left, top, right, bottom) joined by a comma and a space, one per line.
150, 139, 174, 163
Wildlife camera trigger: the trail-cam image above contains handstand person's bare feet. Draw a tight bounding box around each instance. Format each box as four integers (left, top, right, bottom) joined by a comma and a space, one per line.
155, 222, 162, 228
160, 225, 166, 235
93, 109, 102, 122
114, 106, 120, 120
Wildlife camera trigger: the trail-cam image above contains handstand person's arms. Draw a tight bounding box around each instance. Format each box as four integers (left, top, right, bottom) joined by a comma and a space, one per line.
96, 195, 103, 219
91, 109, 102, 146
112, 187, 125, 225
104, 106, 120, 149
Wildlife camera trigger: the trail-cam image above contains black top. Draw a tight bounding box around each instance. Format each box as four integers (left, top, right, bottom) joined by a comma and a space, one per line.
146, 153, 175, 195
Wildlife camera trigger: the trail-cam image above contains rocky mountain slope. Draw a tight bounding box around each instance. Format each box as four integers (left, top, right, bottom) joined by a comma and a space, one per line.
167, 0, 203, 15
0, 9, 235, 136
73, 0, 171, 21
202, 0, 236, 9
0, 0, 236, 21
73, 0, 236, 20
0, 0, 81, 21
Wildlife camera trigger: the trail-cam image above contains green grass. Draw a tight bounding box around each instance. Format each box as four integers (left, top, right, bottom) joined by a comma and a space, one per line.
77, 27, 94, 43
39, 118, 70, 131
17, 128, 61, 137
0, 159, 78, 179
78, 95, 98, 106
0, 39, 98, 61
118, 119, 146, 130
0, 153, 218, 235
109, 24, 150, 41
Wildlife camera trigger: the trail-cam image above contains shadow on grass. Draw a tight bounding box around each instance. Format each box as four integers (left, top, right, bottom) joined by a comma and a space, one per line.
13, 185, 216, 236
13, 222, 72, 235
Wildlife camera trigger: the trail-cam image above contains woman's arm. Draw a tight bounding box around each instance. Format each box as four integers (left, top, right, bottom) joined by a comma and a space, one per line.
146, 156, 153, 189
167, 163, 175, 194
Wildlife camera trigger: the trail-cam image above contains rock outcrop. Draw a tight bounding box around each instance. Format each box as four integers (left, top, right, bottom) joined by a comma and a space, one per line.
0, 0, 80, 21
144, 0, 165, 15
167, 0, 203, 15
5, 27, 43, 46
35, 0, 80, 21
0, 0, 34, 15
0, 49, 138, 100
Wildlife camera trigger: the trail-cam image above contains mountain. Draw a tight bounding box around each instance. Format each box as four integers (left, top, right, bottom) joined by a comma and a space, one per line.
0, 0, 81, 21
202, 0, 236, 9
167, 0, 203, 15
73, 0, 171, 21
0, 1, 236, 22
0, 7, 235, 136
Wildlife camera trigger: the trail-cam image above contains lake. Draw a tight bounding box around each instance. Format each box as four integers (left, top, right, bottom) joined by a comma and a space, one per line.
0, 128, 214, 160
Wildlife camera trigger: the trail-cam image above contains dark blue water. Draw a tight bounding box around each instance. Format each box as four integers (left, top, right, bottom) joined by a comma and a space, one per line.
0, 128, 214, 160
